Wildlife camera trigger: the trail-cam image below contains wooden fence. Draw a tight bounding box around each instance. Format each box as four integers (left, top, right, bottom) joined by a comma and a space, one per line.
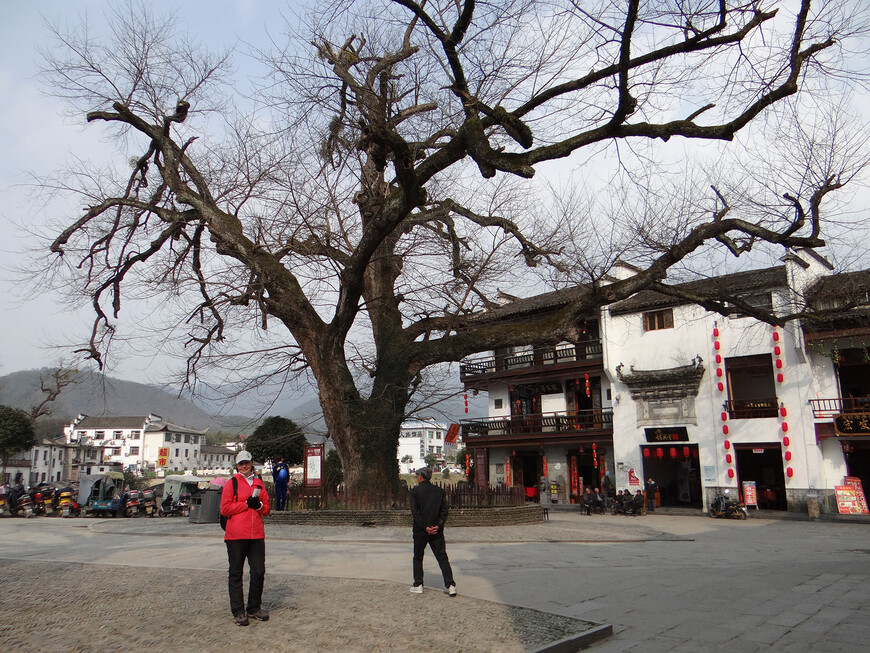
271, 481, 525, 511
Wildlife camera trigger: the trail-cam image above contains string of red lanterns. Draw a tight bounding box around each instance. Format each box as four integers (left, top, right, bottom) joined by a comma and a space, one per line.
713, 324, 726, 392
773, 328, 785, 384
464, 393, 468, 414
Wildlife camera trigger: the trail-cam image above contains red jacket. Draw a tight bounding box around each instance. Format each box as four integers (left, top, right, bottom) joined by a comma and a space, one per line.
220, 473, 270, 540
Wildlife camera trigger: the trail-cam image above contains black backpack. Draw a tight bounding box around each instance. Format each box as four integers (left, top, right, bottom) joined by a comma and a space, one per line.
219, 477, 238, 531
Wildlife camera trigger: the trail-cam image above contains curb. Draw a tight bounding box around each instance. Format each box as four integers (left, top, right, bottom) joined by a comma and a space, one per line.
531, 624, 613, 653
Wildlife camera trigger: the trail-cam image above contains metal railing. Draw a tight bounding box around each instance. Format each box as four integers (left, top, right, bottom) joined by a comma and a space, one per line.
461, 408, 613, 439
459, 340, 603, 380
723, 398, 778, 420
809, 396, 870, 418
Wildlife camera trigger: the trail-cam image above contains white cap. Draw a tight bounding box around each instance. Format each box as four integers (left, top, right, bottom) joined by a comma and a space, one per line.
235, 450, 253, 465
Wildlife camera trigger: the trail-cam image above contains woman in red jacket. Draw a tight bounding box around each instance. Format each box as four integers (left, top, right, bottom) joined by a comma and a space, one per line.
221, 450, 271, 626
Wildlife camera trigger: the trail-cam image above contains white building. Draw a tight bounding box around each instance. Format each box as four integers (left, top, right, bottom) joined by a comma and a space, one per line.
459, 249, 870, 514
64, 413, 209, 475
397, 419, 462, 474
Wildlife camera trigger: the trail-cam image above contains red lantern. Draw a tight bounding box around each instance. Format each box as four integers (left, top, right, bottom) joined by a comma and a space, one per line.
717, 382, 724, 392
724, 440, 731, 449
669, 447, 677, 459
656, 448, 664, 459
780, 405, 787, 418
713, 327, 720, 337
781, 422, 789, 433
716, 368, 723, 377
773, 331, 780, 342
721, 412, 728, 422
726, 453, 732, 464
683, 446, 690, 458
722, 425, 729, 435
714, 341, 721, 350
464, 393, 468, 413
786, 467, 794, 478
777, 373, 784, 383
728, 469, 735, 479
774, 345, 781, 356
715, 354, 722, 364
782, 436, 790, 447
775, 359, 783, 369
785, 451, 792, 461
643, 448, 650, 458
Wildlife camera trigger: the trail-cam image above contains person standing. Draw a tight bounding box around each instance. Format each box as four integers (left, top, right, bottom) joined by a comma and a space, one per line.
272, 456, 290, 511
221, 450, 271, 626
409, 467, 456, 596
645, 477, 657, 512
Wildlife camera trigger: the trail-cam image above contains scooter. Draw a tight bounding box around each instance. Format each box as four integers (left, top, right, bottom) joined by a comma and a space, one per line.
55, 487, 75, 517
709, 490, 748, 519
158, 492, 191, 517
122, 489, 142, 517
8, 484, 34, 517
141, 489, 157, 517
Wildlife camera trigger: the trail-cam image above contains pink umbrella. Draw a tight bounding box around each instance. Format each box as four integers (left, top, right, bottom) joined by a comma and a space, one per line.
209, 477, 228, 487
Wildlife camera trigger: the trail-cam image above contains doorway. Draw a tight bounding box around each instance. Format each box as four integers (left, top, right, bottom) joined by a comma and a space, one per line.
641, 444, 703, 508
844, 440, 870, 499
735, 444, 787, 510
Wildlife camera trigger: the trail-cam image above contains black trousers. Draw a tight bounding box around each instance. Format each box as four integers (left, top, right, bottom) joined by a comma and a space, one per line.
226, 539, 266, 615
412, 531, 454, 588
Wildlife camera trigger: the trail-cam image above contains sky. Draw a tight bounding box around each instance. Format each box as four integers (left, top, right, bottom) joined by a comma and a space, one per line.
1, 1, 868, 386
0, 1, 285, 380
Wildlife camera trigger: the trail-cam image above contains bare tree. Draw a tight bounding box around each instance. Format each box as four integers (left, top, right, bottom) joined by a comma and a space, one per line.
34, 0, 869, 494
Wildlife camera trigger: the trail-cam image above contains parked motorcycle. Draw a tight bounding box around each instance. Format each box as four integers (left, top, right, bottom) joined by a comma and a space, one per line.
121, 489, 142, 517
33, 484, 55, 516
141, 489, 157, 517
709, 490, 748, 519
0, 485, 8, 516
54, 487, 76, 517
158, 492, 191, 517
8, 484, 34, 517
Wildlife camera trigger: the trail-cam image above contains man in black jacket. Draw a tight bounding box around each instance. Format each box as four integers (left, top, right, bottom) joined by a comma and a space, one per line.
409, 467, 456, 596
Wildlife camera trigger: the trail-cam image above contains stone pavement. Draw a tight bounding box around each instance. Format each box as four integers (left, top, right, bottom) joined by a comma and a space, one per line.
1, 510, 869, 652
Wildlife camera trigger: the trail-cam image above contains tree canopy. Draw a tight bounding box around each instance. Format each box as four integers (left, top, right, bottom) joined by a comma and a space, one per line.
244, 416, 306, 466
0, 405, 37, 472
34, 0, 869, 494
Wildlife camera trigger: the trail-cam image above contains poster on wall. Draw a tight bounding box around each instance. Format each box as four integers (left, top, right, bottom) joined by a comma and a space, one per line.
844, 476, 869, 514
475, 449, 487, 488
304, 445, 323, 487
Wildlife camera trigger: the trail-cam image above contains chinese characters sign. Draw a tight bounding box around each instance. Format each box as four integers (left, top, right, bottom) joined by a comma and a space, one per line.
834, 414, 870, 436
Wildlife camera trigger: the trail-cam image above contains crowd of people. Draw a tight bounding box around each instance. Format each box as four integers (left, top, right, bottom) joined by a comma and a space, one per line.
580, 485, 647, 516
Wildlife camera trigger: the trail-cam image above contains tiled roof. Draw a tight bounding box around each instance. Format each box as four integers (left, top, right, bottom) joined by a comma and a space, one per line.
74, 416, 149, 430
806, 270, 870, 298
200, 445, 234, 454
608, 266, 787, 315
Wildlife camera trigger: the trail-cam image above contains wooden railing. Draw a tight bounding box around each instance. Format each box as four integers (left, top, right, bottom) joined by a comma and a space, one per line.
809, 396, 870, 418
459, 340, 603, 380
461, 408, 613, 439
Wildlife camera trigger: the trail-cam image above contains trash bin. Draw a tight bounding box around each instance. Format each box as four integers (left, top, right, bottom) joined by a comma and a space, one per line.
189, 488, 222, 523
806, 495, 820, 519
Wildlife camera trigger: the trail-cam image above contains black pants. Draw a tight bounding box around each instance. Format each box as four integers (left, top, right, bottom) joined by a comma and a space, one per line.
275, 483, 288, 511
412, 531, 454, 588
226, 539, 266, 615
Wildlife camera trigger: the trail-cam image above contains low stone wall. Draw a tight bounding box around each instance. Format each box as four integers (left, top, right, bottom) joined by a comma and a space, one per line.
266, 504, 545, 527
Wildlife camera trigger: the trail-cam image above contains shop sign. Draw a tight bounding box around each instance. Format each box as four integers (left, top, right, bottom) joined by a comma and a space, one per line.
834, 413, 870, 436
644, 427, 689, 442
304, 445, 323, 487
834, 484, 869, 515
844, 476, 869, 514
742, 481, 758, 507
157, 447, 169, 467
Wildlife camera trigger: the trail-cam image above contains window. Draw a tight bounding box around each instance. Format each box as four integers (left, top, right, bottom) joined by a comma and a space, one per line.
95, 431, 105, 438
191, 435, 198, 444
113, 430, 123, 439
175, 448, 180, 457
164, 434, 172, 442
76, 430, 85, 439
643, 309, 674, 331
184, 434, 191, 443
732, 292, 774, 318
494, 398, 503, 409
129, 446, 139, 456
111, 448, 121, 456
130, 431, 141, 440
43, 450, 48, 461
725, 354, 778, 419
174, 434, 181, 442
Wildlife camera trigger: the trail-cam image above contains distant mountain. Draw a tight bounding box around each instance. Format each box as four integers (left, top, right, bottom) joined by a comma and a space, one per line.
0, 369, 233, 433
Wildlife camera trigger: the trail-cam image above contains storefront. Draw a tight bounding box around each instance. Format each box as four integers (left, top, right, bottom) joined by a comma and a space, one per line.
734, 443, 787, 510
640, 436, 702, 509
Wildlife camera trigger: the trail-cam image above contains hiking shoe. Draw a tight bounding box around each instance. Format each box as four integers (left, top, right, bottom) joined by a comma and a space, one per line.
233, 612, 250, 626
247, 608, 269, 621
447, 584, 457, 597
409, 584, 423, 594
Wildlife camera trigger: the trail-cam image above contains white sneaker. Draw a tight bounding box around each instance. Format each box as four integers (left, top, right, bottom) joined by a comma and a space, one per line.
409, 585, 423, 594
447, 584, 457, 597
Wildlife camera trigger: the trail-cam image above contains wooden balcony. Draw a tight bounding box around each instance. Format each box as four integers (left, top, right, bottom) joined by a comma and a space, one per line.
461, 409, 612, 445
459, 340, 603, 383
809, 396, 870, 418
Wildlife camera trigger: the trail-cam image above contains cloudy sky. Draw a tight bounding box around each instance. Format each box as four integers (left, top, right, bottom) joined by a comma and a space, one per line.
0, 1, 280, 379
1, 1, 868, 385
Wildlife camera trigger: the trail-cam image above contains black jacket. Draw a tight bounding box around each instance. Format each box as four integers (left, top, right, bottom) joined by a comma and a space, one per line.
410, 480, 449, 534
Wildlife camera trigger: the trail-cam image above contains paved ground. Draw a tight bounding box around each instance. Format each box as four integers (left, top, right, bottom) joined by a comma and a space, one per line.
1, 509, 868, 652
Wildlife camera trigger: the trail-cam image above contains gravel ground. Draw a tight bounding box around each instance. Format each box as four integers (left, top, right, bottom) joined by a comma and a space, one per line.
0, 558, 598, 652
